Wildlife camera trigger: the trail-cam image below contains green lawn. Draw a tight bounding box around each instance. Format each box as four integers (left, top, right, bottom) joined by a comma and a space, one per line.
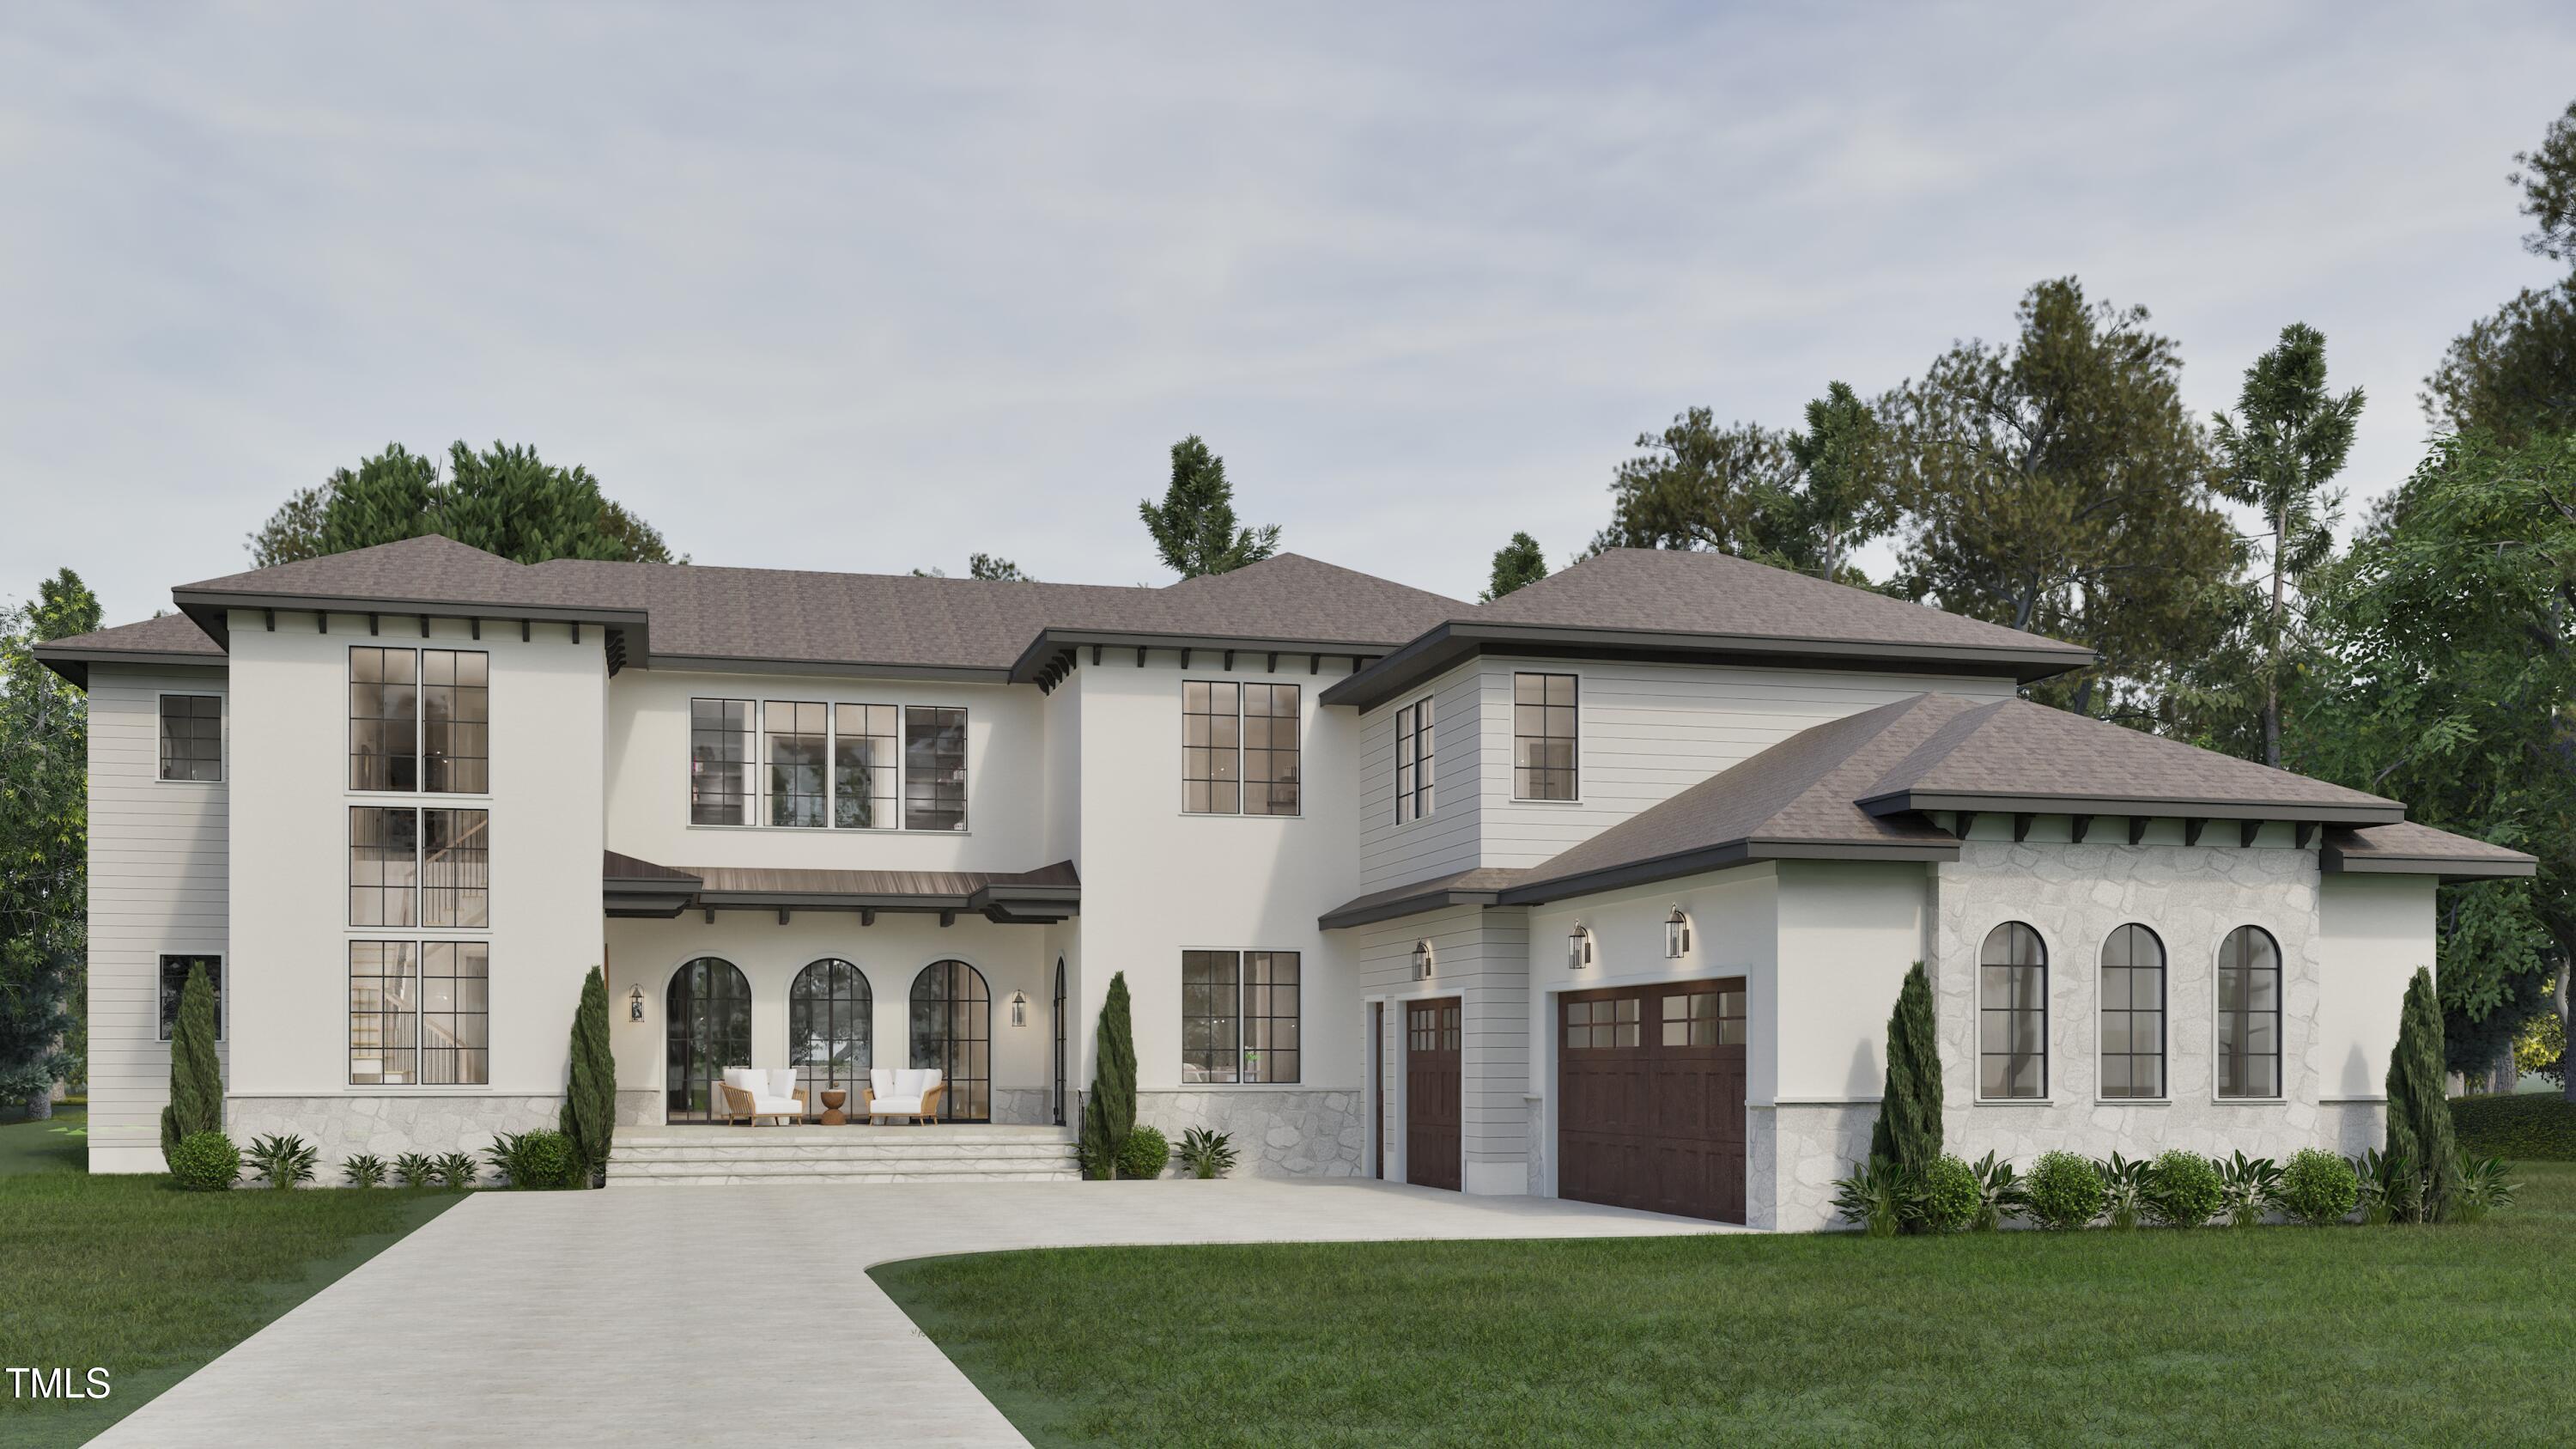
878, 1162, 2576, 1448
0, 1109, 458, 1448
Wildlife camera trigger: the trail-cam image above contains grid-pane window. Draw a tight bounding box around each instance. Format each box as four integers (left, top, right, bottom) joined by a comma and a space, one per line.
2099, 923, 2166, 1099
1661, 987, 1747, 1047
421, 650, 489, 794
832, 704, 899, 829
789, 958, 873, 1099
1181, 950, 1241, 1083
1243, 952, 1301, 1083
905, 706, 969, 831
1182, 681, 1242, 815
690, 699, 754, 825
1562, 995, 1640, 1050
1512, 672, 1578, 800
422, 808, 489, 928
1242, 685, 1301, 816
764, 702, 829, 828
349, 807, 419, 927
419, 942, 489, 1085
158, 695, 223, 782
2218, 925, 2282, 1099
1394, 697, 1433, 823
1979, 921, 2048, 1099
349, 941, 419, 1085
157, 954, 222, 1042
349, 647, 418, 791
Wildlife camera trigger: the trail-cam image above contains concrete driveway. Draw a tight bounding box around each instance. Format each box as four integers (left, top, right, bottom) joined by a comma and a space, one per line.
95, 1178, 1738, 1447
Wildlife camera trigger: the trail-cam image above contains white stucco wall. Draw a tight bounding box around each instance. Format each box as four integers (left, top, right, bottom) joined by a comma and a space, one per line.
2315, 874, 2435, 1100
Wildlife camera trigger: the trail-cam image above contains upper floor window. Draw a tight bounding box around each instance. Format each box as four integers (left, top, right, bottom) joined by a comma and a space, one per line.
158, 694, 223, 782
1182, 681, 1302, 817
350, 648, 417, 791
905, 706, 969, 831
1394, 697, 1433, 824
349, 647, 487, 793
158, 953, 222, 1041
2217, 925, 2282, 1099
1512, 672, 1578, 801
1180, 949, 1300, 1083
833, 704, 898, 829
1979, 921, 2047, 1099
350, 806, 488, 928
421, 650, 489, 793
2099, 923, 2166, 1099
764, 701, 829, 828
690, 697, 968, 831
690, 698, 755, 825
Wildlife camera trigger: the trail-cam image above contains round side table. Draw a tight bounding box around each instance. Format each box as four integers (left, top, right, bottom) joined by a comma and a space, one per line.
818, 1089, 848, 1126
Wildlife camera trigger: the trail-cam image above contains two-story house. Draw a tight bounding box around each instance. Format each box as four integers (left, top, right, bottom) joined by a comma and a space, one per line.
38, 536, 2530, 1229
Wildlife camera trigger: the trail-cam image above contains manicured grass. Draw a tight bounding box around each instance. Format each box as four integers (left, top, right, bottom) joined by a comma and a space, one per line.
2453, 1091, 2576, 1160
0, 1109, 459, 1448
877, 1163, 2576, 1447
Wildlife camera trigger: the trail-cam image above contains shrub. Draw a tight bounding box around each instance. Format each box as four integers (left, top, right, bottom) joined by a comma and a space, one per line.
1176, 1128, 1238, 1179
393, 1152, 436, 1189
2218, 1152, 2281, 1227
2352, 1148, 2404, 1225
1917, 1154, 1980, 1233
2095, 1153, 2148, 1230
1081, 972, 1137, 1179
434, 1151, 478, 1189
161, 962, 223, 1169
1117, 1124, 1170, 1180
342, 1153, 388, 1189
495, 1129, 578, 1190
560, 969, 617, 1188
2025, 1150, 2105, 1230
1869, 963, 1943, 1189
2145, 1150, 2223, 1228
1829, 1159, 1917, 1237
2385, 967, 2460, 1222
246, 1133, 318, 1190
1967, 1152, 2024, 1232
2450, 1093, 2576, 1161
2280, 1148, 2360, 1226
2457, 1156, 2521, 1223
169, 1130, 241, 1191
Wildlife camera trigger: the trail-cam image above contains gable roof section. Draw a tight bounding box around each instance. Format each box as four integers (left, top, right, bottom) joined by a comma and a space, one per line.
1321, 549, 2099, 709
29, 612, 226, 687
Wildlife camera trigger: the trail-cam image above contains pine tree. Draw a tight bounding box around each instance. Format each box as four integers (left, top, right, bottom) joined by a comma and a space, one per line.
2385, 966, 2462, 1222
1481, 533, 1550, 601
1081, 972, 1138, 1178
1868, 961, 1943, 1185
161, 963, 222, 1168
1138, 436, 1279, 578
559, 968, 617, 1187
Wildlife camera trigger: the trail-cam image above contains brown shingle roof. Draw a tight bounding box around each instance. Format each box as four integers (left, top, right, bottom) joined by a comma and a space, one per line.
30, 612, 225, 686
2322, 822, 2536, 879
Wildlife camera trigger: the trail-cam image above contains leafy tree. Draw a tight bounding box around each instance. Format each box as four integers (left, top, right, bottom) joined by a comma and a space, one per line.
161, 962, 222, 1166
1867, 962, 1942, 1212
1592, 384, 1896, 585
913, 554, 1035, 581
2424, 98, 2576, 443
248, 441, 678, 566
1139, 436, 1279, 578
2385, 967, 2463, 1223
1890, 277, 2236, 721
0, 569, 100, 1120
1482, 533, 1549, 601
1780, 381, 1901, 584
1080, 972, 1137, 1178
559, 968, 616, 1187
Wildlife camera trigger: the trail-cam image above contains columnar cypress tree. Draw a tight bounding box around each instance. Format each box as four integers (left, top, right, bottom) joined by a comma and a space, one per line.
1080, 972, 1137, 1178
161, 964, 222, 1168
1868, 961, 1943, 1184
2385, 966, 2462, 1222
559, 968, 617, 1187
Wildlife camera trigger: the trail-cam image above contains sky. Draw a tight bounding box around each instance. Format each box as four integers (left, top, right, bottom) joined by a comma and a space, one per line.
5, 3, 2575, 625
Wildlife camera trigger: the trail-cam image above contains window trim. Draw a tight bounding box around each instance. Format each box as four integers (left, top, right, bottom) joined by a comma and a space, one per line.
1182, 679, 1304, 819
156, 953, 225, 1043
686, 697, 974, 833
1977, 920, 2050, 1102
1179, 947, 1303, 1085
1394, 695, 1434, 825
154, 691, 227, 785
2214, 924, 2286, 1101
1510, 671, 1582, 803
2094, 922, 2167, 1102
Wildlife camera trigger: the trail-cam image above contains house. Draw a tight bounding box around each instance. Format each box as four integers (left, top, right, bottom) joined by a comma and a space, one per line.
35, 536, 2532, 1229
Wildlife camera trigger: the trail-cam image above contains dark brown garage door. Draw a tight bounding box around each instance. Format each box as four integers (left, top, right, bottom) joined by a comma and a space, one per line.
1406, 996, 1461, 1191
1558, 978, 1747, 1223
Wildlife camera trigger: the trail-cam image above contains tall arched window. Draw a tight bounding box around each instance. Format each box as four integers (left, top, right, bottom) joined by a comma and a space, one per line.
1979, 922, 2048, 1099
665, 957, 751, 1123
2098, 924, 2166, 1099
2218, 925, 2282, 1099
911, 959, 991, 1123
789, 959, 872, 1103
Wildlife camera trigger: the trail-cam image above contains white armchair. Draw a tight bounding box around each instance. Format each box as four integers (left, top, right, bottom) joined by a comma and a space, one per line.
717, 1067, 808, 1126
861, 1067, 946, 1124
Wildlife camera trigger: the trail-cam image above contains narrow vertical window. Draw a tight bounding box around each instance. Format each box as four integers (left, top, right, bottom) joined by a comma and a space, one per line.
689, 698, 754, 825
2218, 925, 2282, 1099
419, 941, 489, 1085
349, 807, 419, 927
157, 954, 222, 1041
349, 647, 418, 791
1512, 672, 1579, 801
2098, 924, 2166, 1099
421, 649, 489, 794
1182, 681, 1241, 815
1242, 684, 1301, 817
1181, 950, 1242, 1083
158, 695, 223, 782
832, 703, 899, 829
904, 706, 969, 831
421, 808, 489, 928
1979, 921, 2048, 1099
349, 941, 420, 1085
1242, 951, 1301, 1082
764, 701, 829, 827
1394, 697, 1434, 823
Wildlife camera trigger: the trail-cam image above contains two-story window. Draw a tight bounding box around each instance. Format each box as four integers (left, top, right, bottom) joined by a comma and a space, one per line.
1182, 681, 1301, 816
1180, 949, 1301, 1083
349, 941, 488, 1086
349, 646, 487, 793
1394, 696, 1433, 823
1512, 672, 1578, 801
690, 698, 969, 831
157, 694, 224, 782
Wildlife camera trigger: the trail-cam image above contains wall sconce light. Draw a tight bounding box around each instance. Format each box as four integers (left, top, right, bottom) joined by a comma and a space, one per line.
1665, 906, 1692, 959
627, 985, 645, 1023
1567, 926, 1593, 971
1413, 940, 1434, 979
1008, 991, 1029, 1027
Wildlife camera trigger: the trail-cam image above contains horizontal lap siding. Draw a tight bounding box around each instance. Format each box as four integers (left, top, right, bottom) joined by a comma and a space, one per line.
1362, 905, 1528, 1167
1356, 663, 1485, 892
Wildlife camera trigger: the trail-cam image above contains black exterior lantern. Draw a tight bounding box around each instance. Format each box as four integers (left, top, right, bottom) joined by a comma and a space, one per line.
627, 984, 645, 1023
1567, 926, 1592, 971
1665, 906, 1692, 959
1413, 940, 1434, 979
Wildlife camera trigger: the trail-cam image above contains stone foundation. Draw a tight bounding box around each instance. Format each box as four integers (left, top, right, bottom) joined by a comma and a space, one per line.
1136, 1088, 1365, 1178
228, 1095, 564, 1178
990, 1087, 1058, 1126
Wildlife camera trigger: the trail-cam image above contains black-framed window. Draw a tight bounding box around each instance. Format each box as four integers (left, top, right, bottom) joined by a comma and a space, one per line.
665, 956, 752, 1121
1979, 921, 2048, 1099
1243, 951, 1301, 1082
2218, 925, 2282, 1099
421, 649, 489, 794
1242, 685, 1301, 816
349, 806, 420, 927
905, 707, 969, 831
1394, 696, 1433, 823
790, 958, 873, 1100
349, 941, 488, 1087
158, 695, 223, 782
1181, 950, 1301, 1084
764, 701, 829, 828
349, 941, 420, 1085
910, 959, 990, 1120
157, 954, 222, 1042
2099, 923, 2166, 1099
349, 647, 418, 791
419, 942, 489, 1085
421, 808, 489, 928
833, 704, 899, 829
690, 698, 755, 825
1512, 672, 1578, 801
1182, 681, 1242, 815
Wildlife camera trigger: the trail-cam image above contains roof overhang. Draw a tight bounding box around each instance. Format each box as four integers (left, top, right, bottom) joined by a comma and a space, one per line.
27, 645, 228, 689
604, 861, 1080, 923
2320, 844, 2537, 880
1320, 621, 2097, 711
1498, 837, 1958, 909
174, 589, 653, 663
1317, 877, 1522, 931
1005, 627, 1391, 685
1857, 790, 2404, 826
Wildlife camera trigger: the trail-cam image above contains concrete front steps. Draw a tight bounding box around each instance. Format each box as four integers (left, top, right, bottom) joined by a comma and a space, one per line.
607, 1124, 1082, 1186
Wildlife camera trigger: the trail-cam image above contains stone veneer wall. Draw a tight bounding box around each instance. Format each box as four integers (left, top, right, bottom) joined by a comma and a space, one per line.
229, 1095, 564, 1176
1135, 1088, 1365, 1178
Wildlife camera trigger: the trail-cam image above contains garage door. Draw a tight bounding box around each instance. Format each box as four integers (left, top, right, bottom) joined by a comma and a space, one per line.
1557, 978, 1747, 1224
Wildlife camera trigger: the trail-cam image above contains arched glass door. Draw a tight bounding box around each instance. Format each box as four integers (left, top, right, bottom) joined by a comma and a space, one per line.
665, 957, 751, 1123
1052, 957, 1067, 1127
910, 959, 991, 1123
790, 959, 872, 1104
